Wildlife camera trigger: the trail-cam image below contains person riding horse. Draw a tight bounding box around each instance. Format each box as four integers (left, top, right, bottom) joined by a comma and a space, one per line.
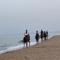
23, 30, 30, 48
35, 30, 39, 43
40, 30, 44, 41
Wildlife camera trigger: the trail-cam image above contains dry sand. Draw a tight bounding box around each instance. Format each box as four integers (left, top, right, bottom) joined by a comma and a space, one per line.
0, 35, 60, 60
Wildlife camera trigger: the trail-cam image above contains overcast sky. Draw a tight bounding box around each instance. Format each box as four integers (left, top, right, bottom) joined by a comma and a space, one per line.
0, 0, 60, 34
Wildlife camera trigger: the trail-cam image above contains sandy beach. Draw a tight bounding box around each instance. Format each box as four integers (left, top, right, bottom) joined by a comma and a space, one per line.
0, 35, 60, 60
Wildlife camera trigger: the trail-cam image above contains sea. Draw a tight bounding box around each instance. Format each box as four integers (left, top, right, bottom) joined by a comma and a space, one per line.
0, 30, 60, 54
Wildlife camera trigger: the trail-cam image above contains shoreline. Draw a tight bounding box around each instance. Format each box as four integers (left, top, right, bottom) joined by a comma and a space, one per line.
0, 32, 56, 55
0, 35, 55, 55
0, 35, 52, 55
0, 35, 60, 60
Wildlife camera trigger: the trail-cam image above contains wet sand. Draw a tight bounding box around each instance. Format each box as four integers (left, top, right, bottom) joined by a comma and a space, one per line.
0, 35, 60, 60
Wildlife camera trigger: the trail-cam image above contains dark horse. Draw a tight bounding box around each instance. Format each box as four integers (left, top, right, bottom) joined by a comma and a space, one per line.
35, 30, 39, 43
46, 31, 48, 40
40, 30, 44, 41
23, 30, 30, 48
40, 30, 48, 41
43, 31, 48, 40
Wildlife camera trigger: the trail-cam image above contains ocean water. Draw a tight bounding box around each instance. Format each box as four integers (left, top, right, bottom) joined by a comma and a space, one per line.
0, 30, 60, 54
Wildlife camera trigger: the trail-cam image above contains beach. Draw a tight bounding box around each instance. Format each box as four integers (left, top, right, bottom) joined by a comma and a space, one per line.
0, 35, 60, 60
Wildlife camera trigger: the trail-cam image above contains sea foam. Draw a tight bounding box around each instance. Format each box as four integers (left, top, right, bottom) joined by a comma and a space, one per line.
0, 42, 37, 54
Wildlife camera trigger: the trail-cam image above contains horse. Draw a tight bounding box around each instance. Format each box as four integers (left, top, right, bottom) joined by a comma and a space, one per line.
40, 30, 44, 41
35, 31, 40, 43
23, 30, 30, 48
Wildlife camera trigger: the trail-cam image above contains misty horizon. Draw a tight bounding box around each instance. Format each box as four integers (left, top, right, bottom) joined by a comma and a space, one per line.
0, 0, 60, 34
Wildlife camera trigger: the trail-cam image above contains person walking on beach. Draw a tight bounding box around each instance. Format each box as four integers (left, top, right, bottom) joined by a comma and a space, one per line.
35, 30, 39, 43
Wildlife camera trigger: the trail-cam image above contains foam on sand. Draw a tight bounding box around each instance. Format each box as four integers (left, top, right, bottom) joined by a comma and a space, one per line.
0, 41, 38, 54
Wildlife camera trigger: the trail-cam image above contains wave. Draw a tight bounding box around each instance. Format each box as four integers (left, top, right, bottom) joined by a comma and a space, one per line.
0, 42, 37, 54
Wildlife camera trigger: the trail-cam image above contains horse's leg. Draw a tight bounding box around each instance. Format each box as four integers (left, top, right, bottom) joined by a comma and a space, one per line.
45, 37, 46, 41
24, 43, 25, 48
26, 42, 28, 48
29, 41, 30, 47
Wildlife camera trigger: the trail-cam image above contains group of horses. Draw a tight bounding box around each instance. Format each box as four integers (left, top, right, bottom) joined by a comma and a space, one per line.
35, 30, 48, 43
23, 30, 48, 48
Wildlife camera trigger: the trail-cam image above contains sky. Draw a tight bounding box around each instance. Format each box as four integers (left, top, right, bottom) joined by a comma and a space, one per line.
0, 0, 60, 34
